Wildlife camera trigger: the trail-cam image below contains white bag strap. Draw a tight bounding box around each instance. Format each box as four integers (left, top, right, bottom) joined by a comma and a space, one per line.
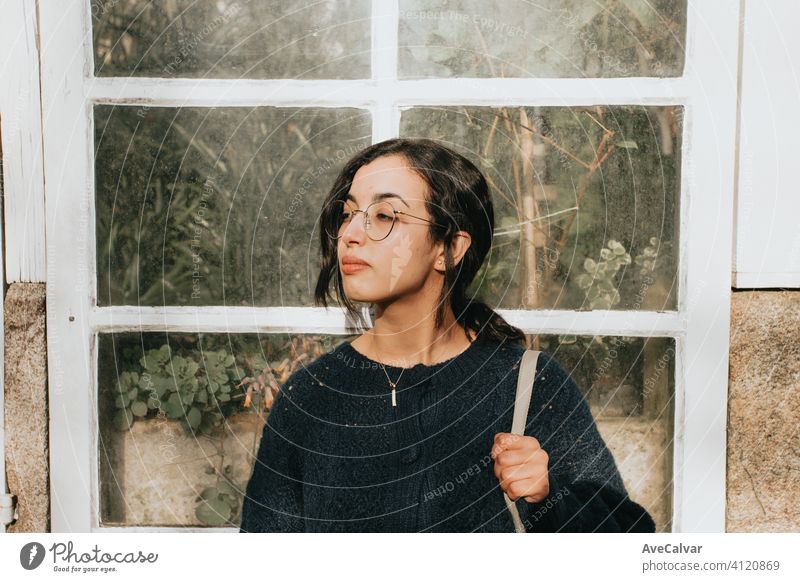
504, 349, 541, 533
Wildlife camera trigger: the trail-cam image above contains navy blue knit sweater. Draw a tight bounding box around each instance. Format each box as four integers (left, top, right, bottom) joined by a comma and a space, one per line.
239, 337, 656, 533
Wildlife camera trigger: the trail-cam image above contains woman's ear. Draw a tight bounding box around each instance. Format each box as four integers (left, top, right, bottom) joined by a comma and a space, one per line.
435, 231, 472, 272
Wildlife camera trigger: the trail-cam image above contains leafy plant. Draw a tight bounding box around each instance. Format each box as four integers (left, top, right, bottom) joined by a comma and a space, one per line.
107, 334, 336, 526
575, 239, 632, 309
195, 464, 240, 527
635, 236, 664, 276
110, 345, 240, 436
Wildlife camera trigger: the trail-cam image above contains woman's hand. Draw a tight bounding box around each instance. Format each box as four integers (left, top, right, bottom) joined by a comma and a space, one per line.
491, 432, 550, 503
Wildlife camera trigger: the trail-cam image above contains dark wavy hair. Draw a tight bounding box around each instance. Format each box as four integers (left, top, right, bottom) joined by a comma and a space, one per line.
314, 137, 525, 346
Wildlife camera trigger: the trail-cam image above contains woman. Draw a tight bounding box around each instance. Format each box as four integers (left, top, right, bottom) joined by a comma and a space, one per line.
239, 138, 656, 533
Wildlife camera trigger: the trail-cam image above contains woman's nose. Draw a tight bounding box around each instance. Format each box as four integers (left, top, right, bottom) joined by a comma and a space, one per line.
340, 211, 368, 244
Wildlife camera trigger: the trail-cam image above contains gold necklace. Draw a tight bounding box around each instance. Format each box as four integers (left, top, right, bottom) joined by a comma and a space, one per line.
371, 328, 474, 408
378, 352, 406, 406
372, 338, 405, 408
380, 363, 403, 408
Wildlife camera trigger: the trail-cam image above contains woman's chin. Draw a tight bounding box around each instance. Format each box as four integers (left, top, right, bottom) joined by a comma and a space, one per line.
341, 284, 377, 304
342, 283, 392, 305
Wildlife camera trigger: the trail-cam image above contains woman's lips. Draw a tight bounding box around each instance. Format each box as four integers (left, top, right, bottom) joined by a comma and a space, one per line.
341, 262, 369, 275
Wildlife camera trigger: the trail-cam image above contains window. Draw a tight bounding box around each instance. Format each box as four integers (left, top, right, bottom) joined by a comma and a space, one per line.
40, 0, 739, 532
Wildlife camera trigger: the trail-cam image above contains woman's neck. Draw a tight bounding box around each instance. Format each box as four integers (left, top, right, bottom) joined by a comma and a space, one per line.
352, 306, 475, 368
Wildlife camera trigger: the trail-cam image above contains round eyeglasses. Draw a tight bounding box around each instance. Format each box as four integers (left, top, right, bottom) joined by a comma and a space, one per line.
325, 199, 446, 241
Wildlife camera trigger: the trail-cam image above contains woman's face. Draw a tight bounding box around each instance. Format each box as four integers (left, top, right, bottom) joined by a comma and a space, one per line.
336, 154, 444, 305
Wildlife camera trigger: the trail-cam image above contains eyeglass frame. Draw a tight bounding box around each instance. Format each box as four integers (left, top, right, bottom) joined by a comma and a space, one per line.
327, 198, 447, 241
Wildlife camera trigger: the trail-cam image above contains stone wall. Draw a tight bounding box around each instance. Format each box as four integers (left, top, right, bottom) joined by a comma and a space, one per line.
597, 418, 672, 532
4, 283, 49, 532
727, 290, 800, 532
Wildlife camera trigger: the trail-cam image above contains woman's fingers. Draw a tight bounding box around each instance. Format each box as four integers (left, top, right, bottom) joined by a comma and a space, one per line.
503, 476, 550, 503
491, 433, 550, 502
495, 460, 546, 484
493, 447, 548, 468
491, 432, 541, 458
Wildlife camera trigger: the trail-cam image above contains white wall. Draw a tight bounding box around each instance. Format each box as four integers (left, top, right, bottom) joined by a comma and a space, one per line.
734, 0, 800, 288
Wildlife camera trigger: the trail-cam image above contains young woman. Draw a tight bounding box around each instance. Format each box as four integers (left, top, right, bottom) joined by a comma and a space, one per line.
239, 138, 656, 533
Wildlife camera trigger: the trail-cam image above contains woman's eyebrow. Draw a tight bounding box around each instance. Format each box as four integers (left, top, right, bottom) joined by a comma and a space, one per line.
345, 191, 410, 208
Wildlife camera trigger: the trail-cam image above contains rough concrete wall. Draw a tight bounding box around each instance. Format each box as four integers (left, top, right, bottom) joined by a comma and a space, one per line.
598, 418, 672, 532
4, 282, 49, 532
727, 290, 800, 532
100, 413, 264, 526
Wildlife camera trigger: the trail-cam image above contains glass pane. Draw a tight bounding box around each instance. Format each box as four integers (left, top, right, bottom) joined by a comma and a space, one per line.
92, 0, 371, 79
399, 0, 687, 78
530, 334, 675, 532
99, 331, 672, 529
97, 331, 353, 527
400, 105, 680, 311
94, 105, 371, 307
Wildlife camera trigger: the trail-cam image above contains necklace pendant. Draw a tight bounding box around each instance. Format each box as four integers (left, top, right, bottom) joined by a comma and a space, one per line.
391, 386, 397, 407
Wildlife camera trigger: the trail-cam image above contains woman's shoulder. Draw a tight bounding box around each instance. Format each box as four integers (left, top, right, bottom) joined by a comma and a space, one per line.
274, 340, 357, 397
486, 342, 581, 401
479, 340, 568, 375
265, 348, 327, 403
263, 347, 344, 434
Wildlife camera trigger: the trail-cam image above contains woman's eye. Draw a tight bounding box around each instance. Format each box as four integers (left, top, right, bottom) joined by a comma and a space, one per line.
376, 213, 393, 222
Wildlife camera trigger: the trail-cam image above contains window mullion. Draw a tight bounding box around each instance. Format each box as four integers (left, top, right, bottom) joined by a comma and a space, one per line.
86, 77, 688, 108
499, 309, 684, 337
90, 305, 683, 337
86, 78, 378, 107
371, 0, 400, 142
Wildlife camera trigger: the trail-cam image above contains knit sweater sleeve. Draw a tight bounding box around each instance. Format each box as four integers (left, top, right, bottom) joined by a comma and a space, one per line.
239, 382, 306, 533
516, 352, 656, 533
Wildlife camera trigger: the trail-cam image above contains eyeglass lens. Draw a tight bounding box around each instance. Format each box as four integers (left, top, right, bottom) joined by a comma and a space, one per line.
326, 199, 396, 241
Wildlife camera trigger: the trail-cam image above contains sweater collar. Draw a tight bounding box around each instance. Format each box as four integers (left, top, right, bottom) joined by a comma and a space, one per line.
327, 336, 516, 394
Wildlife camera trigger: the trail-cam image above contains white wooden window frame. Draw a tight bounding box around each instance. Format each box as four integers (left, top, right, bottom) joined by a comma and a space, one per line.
38, 0, 740, 532
733, 0, 800, 288
0, 0, 46, 283
1, 0, 47, 532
